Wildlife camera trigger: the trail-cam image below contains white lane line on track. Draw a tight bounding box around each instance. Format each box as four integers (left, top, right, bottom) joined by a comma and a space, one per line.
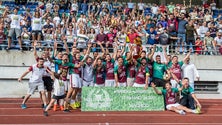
2, 123, 222, 125
1, 108, 222, 110
1, 114, 222, 117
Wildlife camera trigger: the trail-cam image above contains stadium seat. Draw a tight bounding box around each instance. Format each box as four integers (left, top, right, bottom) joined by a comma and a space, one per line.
213, 10, 219, 14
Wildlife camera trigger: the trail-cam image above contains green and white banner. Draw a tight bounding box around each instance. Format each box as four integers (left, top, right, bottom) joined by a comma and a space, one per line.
81, 87, 165, 111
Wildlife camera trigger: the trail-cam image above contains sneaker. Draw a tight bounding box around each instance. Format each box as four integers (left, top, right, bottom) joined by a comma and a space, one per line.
19, 48, 23, 52
5, 47, 10, 51
21, 104, 27, 109
63, 109, 71, 113
43, 111, 48, 116
195, 107, 201, 114
179, 110, 186, 115
39, 48, 42, 52
60, 106, 64, 111
53, 105, 57, 111
30, 48, 33, 51
75, 102, 81, 108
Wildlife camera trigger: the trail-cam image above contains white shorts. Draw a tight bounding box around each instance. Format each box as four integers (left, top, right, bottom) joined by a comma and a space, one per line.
82, 80, 94, 87
166, 103, 181, 110
105, 80, 115, 87
170, 79, 178, 88
94, 83, 105, 87
27, 82, 45, 95
127, 78, 134, 87
133, 83, 146, 87
63, 80, 69, 91
70, 74, 82, 88
118, 82, 127, 87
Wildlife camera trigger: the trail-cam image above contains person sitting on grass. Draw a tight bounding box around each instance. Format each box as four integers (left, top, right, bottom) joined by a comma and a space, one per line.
43, 70, 66, 116
151, 81, 201, 115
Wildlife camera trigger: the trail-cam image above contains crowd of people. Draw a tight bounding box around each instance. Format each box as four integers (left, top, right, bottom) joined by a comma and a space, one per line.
18, 37, 201, 116
0, 0, 221, 54
0, 0, 216, 116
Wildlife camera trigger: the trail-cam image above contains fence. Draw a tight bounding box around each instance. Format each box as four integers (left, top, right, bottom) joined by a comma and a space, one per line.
0, 39, 220, 56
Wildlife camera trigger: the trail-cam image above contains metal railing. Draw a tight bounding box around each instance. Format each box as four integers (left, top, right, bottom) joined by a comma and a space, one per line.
0, 39, 221, 55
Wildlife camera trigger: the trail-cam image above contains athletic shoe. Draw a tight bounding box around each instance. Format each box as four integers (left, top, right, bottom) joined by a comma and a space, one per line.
43, 111, 48, 116
179, 110, 186, 115
5, 47, 10, 51
53, 105, 57, 111
195, 107, 201, 114
75, 102, 81, 108
63, 109, 71, 113
60, 106, 64, 111
21, 104, 27, 109
70, 103, 77, 109
19, 48, 23, 52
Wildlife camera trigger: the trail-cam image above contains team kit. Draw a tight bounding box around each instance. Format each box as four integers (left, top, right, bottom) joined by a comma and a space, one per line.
18, 39, 201, 116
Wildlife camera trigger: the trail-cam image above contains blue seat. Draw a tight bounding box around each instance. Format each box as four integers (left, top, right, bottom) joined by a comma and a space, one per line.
65, 9, 70, 13
213, 10, 219, 14
219, 10, 222, 14
145, 7, 151, 11
59, 9, 64, 13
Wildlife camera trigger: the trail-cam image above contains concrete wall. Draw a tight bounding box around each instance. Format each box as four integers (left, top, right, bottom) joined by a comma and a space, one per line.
0, 51, 222, 98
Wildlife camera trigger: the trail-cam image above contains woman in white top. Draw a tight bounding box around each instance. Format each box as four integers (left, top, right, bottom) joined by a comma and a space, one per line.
88, 28, 96, 43
76, 29, 89, 49
64, 24, 77, 47
43, 71, 66, 116
27, 10, 48, 46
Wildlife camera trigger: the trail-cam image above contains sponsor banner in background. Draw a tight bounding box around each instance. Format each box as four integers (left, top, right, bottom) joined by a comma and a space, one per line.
142, 44, 169, 63
81, 87, 165, 111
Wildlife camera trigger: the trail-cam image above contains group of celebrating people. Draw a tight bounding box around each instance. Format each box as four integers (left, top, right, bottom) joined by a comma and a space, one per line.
18, 37, 201, 116
0, 0, 221, 54
1, 0, 215, 117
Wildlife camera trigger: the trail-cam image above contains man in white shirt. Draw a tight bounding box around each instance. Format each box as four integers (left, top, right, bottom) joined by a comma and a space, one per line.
181, 57, 200, 90
127, 0, 135, 12
151, 4, 159, 16
3, 8, 23, 51
213, 32, 222, 55
138, 0, 145, 15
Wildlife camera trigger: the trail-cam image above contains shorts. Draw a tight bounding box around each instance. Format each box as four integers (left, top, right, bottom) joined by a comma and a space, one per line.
63, 80, 69, 91
166, 103, 180, 110
152, 77, 166, 88
82, 80, 94, 87
27, 82, 45, 95
8, 28, 21, 38
52, 94, 66, 100
133, 83, 146, 87
43, 76, 53, 91
70, 74, 82, 88
32, 30, 42, 36
118, 82, 127, 87
105, 80, 115, 87
94, 83, 105, 87
127, 78, 134, 87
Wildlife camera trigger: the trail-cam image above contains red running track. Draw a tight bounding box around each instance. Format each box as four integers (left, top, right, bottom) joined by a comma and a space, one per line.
0, 98, 222, 125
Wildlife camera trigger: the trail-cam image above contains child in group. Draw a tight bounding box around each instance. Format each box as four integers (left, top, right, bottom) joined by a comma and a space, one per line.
43, 70, 66, 116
